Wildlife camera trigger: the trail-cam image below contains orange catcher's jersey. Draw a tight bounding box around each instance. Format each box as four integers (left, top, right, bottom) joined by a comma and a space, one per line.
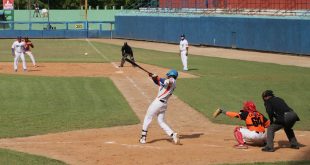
226, 110, 270, 132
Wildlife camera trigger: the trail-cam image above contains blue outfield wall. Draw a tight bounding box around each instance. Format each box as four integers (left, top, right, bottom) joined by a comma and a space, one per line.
114, 15, 310, 55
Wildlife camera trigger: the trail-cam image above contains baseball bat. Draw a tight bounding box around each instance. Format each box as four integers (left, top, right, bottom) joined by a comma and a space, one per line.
125, 58, 152, 74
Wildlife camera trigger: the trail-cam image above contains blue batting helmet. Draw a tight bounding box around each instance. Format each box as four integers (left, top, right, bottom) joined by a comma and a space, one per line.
166, 69, 178, 79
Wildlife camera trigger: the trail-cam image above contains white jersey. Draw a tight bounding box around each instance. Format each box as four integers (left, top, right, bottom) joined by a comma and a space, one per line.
12, 41, 25, 53
155, 77, 176, 102
179, 39, 188, 52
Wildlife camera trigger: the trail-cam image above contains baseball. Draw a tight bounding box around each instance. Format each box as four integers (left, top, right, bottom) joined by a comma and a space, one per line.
84, 52, 88, 55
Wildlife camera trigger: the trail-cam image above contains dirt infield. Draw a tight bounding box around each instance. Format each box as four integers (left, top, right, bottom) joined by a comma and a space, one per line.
0, 61, 309, 165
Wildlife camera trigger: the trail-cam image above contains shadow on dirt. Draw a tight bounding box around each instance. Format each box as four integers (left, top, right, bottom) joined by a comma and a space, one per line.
272, 140, 307, 152
147, 133, 204, 144
180, 133, 204, 139
277, 140, 306, 148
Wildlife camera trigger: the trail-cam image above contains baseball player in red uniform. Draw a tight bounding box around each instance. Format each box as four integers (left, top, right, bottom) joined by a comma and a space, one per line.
139, 69, 180, 145
214, 101, 270, 149
24, 37, 37, 67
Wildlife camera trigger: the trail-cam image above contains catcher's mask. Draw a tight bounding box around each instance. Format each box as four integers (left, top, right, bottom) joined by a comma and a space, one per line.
166, 69, 178, 79
243, 101, 257, 112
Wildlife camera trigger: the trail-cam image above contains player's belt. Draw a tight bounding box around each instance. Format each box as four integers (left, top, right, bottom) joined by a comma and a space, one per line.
159, 99, 166, 103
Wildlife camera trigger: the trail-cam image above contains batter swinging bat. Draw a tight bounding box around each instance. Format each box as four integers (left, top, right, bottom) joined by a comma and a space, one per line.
125, 58, 152, 74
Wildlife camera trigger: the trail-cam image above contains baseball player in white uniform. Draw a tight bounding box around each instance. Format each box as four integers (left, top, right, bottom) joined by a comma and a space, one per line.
179, 34, 189, 71
12, 36, 27, 72
139, 69, 180, 145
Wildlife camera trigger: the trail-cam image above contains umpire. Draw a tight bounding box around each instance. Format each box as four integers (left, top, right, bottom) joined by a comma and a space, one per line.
261, 90, 300, 152
119, 42, 135, 67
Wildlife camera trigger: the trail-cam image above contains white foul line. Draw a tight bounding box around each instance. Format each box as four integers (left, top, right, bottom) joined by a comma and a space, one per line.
86, 39, 152, 103
104, 141, 161, 150
85, 38, 118, 69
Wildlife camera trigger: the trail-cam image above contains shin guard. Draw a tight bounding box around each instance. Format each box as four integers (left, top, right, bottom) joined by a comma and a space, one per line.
234, 127, 245, 145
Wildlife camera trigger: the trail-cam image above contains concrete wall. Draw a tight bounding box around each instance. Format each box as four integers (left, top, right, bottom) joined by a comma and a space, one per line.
0, 10, 119, 38
13, 9, 121, 22
115, 15, 310, 55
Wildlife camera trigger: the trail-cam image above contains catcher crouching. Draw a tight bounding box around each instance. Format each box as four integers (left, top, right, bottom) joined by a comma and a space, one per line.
213, 101, 270, 149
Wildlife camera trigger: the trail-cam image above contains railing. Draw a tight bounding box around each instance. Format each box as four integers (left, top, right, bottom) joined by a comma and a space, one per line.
0, 21, 115, 38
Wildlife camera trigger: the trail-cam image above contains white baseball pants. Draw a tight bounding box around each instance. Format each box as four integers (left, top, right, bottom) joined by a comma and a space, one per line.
180, 51, 188, 70
25, 51, 36, 66
239, 127, 266, 143
142, 99, 174, 136
14, 52, 27, 71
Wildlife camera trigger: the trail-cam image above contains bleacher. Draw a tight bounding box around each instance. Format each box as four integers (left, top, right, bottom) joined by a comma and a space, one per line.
138, 7, 310, 17
136, 0, 310, 17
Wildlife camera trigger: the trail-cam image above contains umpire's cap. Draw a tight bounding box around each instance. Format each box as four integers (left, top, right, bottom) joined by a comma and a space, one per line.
262, 90, 274, 98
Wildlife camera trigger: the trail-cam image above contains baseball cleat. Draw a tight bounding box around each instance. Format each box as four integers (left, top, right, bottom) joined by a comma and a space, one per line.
139, 136, 146, 144
234, 144, 248, 149
172, 133, 180, 145
261, 146, 275, 152
290, 144, 299, 149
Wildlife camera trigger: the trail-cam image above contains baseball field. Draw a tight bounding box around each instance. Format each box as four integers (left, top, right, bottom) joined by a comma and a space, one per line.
0, 39, 309, 165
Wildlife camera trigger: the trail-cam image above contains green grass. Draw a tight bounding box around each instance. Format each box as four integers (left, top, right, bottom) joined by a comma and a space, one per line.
0, 75, 139, 138
124, 44, 310, 131
1, 39, 309, 164
0, 148, 66, 165
0, 39, 117, 62
1, 39, 309, 130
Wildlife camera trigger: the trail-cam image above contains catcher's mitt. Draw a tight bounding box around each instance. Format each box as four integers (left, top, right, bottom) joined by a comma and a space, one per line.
213, 108, 223, 118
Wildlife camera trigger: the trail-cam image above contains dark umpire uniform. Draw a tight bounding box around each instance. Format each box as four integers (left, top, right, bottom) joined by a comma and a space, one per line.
119, 42, 135, 67
261, 90, 300, 152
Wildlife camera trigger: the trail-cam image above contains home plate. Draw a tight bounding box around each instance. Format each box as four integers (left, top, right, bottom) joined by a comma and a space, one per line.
115, 71, 124, 74
105, 141, 116, 144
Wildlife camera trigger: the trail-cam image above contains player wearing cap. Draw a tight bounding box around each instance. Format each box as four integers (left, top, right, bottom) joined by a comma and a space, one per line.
11, 36, 27, 72
139, 69, 180, 145
179, 34, 189, 71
